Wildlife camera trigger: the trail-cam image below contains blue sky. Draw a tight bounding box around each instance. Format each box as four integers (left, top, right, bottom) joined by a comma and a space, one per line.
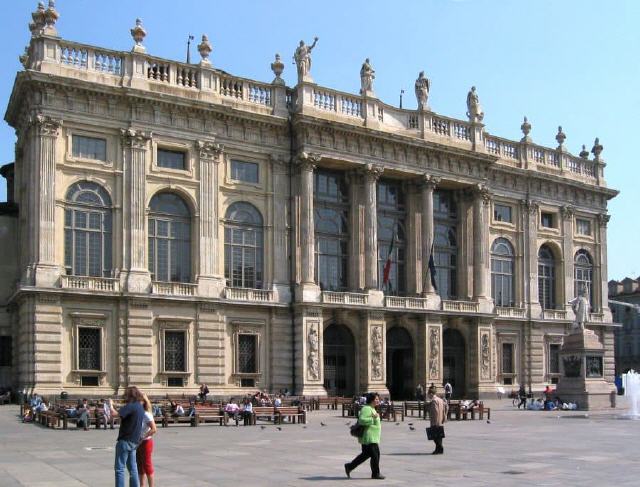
0, 0, 637, 281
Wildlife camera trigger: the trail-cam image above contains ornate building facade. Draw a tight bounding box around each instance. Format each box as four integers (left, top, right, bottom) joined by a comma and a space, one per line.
608, 278, 640, 374
0, 3, 618, 398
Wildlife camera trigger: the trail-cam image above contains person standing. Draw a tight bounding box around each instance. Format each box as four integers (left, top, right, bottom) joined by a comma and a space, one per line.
344, 392, 385, 480
517, 384, 527, 409
444, 382, 453, 402
427, 386, 448, 455
137, 394, 157, 487
108, 386, 145, 487
415, 383, 424, 401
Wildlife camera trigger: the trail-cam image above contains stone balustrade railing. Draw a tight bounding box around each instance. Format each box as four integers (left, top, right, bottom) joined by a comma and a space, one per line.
151, 281, 197, 296
442, 300, 480, 313
385, 296, 429, 310
496, 306, 527, 318
224, 287, 274, 302
542, 309, 567, 320
60, 275, 120, 292
321, 291, 368, 305
25, 35, 606, 187
589, 312, 605, 323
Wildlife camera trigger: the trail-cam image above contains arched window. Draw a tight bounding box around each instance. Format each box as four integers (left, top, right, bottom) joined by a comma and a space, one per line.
314, 170, 349, 291
64, 181, 112, 277
574, 249, 593, 307
434, 189, 458, 299
224, 202, 263, 289
148, 193, 191, 282
377, 180, 406, 295
538, 245, 556, 309
491, 238, 514, 307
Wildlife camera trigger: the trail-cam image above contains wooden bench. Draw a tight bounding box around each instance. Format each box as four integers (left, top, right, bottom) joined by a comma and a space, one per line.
193, 406, 229, 427
342, 402, 358, 417
447, 401, 462, 421
275, 406, 306, 424
404, 401, 427, 419
381, 403, 405, 422
316, 397, 337, 410
251, 406, 278, 425
94, 407, 121, 429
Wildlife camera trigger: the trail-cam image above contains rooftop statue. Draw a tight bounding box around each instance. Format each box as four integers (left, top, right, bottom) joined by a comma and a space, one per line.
415, 71, 431, 111
466, 86, 484, 122
568, 284, 590, 332
360, 58, 375, 95
293, 37, 318, 84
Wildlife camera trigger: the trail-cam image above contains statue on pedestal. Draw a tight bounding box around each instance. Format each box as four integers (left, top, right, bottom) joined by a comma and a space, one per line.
415, 71, 430, 111
568, 284, 590, 332
294, 37, 319, 84
360, 58, 375, 95
466, 86, 484, 122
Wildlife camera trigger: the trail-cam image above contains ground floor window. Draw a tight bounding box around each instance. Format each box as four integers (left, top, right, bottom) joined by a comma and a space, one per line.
164, 331, 186, 372
78, 327, 101, 371
501, 342, 515, 384
549, 344, 560, 375
238, 334, 258, 374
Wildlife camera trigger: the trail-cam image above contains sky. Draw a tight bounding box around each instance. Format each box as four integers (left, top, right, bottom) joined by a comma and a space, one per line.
0, 0, 638, 281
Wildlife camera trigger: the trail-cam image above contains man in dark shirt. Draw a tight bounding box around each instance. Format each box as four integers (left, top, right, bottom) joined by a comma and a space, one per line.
108, 386, 145, 487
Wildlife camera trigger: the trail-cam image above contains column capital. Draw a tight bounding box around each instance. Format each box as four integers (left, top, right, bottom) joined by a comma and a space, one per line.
197, 140, 224, 161
520, 198, 539, 215
121, 128, 152, 149
560, 205, 575, 219
473, 183, 492, 205
361, 163, 384, 181
296, 151, 321, 171
597, 213, 610, 227
420, 173, 441, 190
31, 114, 62, 137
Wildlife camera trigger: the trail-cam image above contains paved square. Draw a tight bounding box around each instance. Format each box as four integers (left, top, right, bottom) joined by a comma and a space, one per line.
1, 400, 639, 486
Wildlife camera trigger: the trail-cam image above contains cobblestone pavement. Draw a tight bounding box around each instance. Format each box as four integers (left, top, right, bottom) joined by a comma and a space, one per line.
1, 398, 639, 486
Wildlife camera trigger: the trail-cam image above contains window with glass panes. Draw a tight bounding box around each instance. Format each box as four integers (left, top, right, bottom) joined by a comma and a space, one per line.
502, 343, 514, 375
238, 334, 258, 373
314, 170, 349, 291
78, 327, 101, 370
377, 180, 406, 295
576, 218, 592, 236
433, 190, 458, 299
164, 331, 186, 372
574, 249, 593, 308
231, 160, 259, 183
491, 238, 515, 307
148, 193, 191, 282
224, 202, 263, 289
549, 344, 560, 374
157, 148, 186, 170
538, 245, 556, 309
493, 204, 512, 223
64, 182, 112, 277
72, 135, 106, 161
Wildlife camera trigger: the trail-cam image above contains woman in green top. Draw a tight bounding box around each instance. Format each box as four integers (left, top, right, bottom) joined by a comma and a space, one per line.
344, 392, 385, 480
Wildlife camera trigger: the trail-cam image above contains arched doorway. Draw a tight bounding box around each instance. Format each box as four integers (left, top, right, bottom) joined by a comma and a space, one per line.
386, 327, 414, 400
323, 324, 356, 396
443, 328, 466, 398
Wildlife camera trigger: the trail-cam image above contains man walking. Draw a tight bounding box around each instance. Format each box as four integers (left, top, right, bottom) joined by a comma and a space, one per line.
444, 382, 453, 402
344, 392, 385, 480
108, 386, 145, 487
427, 385, 448, 454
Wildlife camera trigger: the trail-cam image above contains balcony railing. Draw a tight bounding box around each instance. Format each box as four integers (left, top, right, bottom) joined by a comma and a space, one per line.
224, 287, 274, 302
321, 291, 368, 305
385, 296, 428, 310
151, 281, 197, 296
589, 312, 605, 323
61, 275, 120, 292
442, 300, 479, 313
496, 306, 527, 318
542, 309, 567, 320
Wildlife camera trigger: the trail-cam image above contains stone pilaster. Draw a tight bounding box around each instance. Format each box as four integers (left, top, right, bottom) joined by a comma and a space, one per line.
529, 322, 545, 389
602, 326, 615, 383
295, 307, 326, 396
269, 309, 293, 392
522, 199, 541, 318
125, 299, 153, 386
359, 311, 389, 395
347, 171, 364, 291
418, 315, 443, 388
476, 320, 495, 396
195, 303, 225, 385
122, 129, 152, 293
32, 115, 63, 287
197, 141, 225, 297
363, 165, 384, 304
420, 175, 440, 298
472, 184, 492, 312
270, 156, 291, 301
561, 206, 575, 318
596, 213, 612, 319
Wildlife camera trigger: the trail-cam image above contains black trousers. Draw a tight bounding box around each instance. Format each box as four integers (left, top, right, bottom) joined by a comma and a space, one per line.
347, 443, 380, 477
432, 437, 443, 452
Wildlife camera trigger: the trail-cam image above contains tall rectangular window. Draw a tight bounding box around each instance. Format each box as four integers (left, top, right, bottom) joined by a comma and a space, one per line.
493, 204, 512, 223
164, 331, 186, 372
238, 334, 258, 373
549, 344, 560, 374
157, 149, 186, 170
72, 135, 107, 161
78, 328, 101, 370
0, 336, 12, 367
231, 160, 259, 183
502, 343, 514, 374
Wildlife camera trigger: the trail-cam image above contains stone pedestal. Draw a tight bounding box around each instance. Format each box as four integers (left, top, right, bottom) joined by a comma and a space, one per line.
556, 328, 616, 410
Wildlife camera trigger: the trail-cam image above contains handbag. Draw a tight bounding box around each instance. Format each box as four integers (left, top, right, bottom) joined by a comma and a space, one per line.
426, 425, 445, 440
350, 422, 366, 438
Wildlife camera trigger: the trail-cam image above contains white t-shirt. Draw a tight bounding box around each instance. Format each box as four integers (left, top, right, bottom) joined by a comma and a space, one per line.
140, 411, 154, 442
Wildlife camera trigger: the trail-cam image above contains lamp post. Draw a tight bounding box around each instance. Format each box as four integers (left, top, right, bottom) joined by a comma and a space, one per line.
186, 34, 194, 63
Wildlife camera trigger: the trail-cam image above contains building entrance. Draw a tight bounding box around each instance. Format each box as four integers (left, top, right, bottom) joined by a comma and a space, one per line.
386, 327, 414, 399
443, 328, 466, 398
323, 324, 356, 396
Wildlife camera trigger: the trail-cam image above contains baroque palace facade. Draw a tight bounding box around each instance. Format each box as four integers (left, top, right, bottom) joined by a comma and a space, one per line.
0, 3, 618, 398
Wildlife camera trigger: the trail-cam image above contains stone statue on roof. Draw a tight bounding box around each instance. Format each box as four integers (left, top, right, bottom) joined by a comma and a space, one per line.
466, 86, 484, 122
294, 37, 319, 84
415, 71, 430, 111
360, 58, 375, 95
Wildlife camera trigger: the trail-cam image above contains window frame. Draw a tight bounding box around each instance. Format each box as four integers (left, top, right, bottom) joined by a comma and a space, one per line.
376, 179, 407, 296
493, 203, 513, 224
232, 322, 262, 378
491, 238, 515, 307
538, 245, 556, 310
157, 148, 187, 171
230, 159, 260, 184
540, 211, 556, 229
224, 202, 264, 289
67, 130, 112, 165
575, 218, 593, 237
157, 320, 192, 378
151, 140, 192, 175
70, 316, 106, 374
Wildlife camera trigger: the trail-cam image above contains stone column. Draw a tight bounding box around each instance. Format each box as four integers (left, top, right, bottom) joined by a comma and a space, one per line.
363, 165, 383, 303
596, 213, 611, 319
521, 199, 541, 318
420, 174, 440, 296
472, 184, 492, 311
197, 141, 225, 297
295, 153, 321, 301
32, 115, 62, 287
561, 206, 575, 318
122, 129, 152, 293
271, 155, 291, 301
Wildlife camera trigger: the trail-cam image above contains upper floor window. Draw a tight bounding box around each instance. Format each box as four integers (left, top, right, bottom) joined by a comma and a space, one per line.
491, 238, 514, 307
314, 171, 349, 291
540, 212, 555, 229
157, 148, 186, 170
148, 193, 191, 282
224, 202, 263, 289
538, 245, 556, 309
574, 249, 593, 307
64, 181, 112, 277
231, 160, 259, 184
72, 135, 106, 161
434, 189, 458, 299
377, 180, 406, 295
576, 218, 592, 236
493, 204, 512, 223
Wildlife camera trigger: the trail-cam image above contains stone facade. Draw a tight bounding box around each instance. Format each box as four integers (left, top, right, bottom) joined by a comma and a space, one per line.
0, 3, 618, 398
609, 278, 640, 373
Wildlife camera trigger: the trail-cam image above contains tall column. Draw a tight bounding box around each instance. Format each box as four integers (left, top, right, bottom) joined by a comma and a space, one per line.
122, 128, 152, 293
420, 174, 440, 296
346, 170, 364, 291
472, 184, 492, 311
295, 153, 321, 301
521, 199, 540, 318
561, 205, 575, 317
32, 114, 62, 287
270, 155, 291, 301
363, 164, 383, 291
197, 141, 225, 297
